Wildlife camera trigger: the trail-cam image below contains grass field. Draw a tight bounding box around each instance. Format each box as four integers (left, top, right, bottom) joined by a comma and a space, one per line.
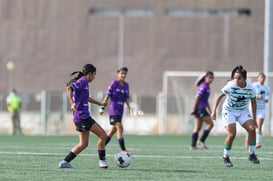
0, 134, 272, 181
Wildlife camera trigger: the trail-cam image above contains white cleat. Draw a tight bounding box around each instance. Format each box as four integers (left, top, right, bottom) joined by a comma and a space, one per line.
58, 160, 74, 169
99, 160, 108, 169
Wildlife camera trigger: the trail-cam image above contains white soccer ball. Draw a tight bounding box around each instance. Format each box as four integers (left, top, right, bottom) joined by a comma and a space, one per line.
114, 151, 132, 168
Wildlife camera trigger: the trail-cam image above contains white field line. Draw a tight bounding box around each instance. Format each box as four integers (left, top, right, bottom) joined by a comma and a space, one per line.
0, 151, 272, 161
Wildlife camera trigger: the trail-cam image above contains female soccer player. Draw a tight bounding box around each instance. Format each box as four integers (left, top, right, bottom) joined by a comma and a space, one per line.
190, 71, 214, 150
211, 65, 260, 167
58, 64, 108, 169
100, 67, 131, 154
245, 72, 270, 148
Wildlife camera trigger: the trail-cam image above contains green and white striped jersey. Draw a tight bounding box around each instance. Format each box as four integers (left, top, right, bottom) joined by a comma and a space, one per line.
221, 80, 256, 111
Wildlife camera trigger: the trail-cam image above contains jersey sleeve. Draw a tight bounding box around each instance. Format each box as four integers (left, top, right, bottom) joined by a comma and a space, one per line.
196, 84, 205, 97
221, 82, 231, 96
106, 80, 115, 98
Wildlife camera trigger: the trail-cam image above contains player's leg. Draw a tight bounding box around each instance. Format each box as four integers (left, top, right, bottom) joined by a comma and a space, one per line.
242, 119, 260, 164
59, 131, 89, 168
198, 115, 214, 149
105, 116, 117, 145
12, 112, 16, 135
59, 117, 95, 169
71, 131, 90, 154
224, 123, 236, 155
115, 122, 128, 151
244, 132, 249, 149
14, 110, 22, 135
191, 117, 202, 149
223, 123, 236, 167
90, 122, 108, 168
105, 126, 117, 145
222, 110, 237, 167
256, 117, 264, 148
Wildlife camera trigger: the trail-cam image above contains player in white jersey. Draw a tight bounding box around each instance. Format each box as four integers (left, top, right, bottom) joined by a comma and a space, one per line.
211, 65, 260, 167
245, 72, 270, 148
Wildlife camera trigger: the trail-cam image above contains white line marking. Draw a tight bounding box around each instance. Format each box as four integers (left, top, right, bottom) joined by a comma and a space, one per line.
0, 151, 272, 161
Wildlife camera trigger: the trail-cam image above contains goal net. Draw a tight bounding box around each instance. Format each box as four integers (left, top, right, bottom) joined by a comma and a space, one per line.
158, 71, 273, 135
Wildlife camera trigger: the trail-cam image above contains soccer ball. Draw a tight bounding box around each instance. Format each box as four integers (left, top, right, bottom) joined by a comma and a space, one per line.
114, 151, 132, 168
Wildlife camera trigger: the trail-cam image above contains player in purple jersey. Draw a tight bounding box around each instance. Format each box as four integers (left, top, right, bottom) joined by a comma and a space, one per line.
100, 67, 132, 154
190, 71, 214, 150
58, 64, 108, 169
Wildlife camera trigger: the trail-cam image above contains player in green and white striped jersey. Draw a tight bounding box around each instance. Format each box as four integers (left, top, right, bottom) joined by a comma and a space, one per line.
211, 65, 260, 167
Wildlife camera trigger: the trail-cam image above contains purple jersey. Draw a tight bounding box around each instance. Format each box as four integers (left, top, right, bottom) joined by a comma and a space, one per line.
106, 80, 130, 116
195, 82, 210, 109
70, 77, 90, 123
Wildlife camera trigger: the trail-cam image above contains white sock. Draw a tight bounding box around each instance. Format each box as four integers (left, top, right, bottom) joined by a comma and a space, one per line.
223, 149, 230, 158
256, 131, 262, 144
249, 145, 256, 154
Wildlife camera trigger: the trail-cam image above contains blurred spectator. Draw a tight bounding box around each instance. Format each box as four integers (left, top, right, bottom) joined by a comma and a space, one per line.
6, 89, 22, 135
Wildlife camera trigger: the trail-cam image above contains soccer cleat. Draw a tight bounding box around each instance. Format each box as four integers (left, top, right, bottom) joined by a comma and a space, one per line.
99, 160, 108, 169
197, 141, 208, 149
223, 156, 233, 167
190, 146, 198, 150
249, 154, 260, 164
58, 160, 74, 168
122, 150, 133, 155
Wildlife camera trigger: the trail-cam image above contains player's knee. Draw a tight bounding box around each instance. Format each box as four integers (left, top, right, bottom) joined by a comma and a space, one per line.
209, 122, 214, 129
100, 132, 107, 141
227, 132, 236, 140
78, 142, 88, 150
117, 125, 123, 131
247, 125, 256, 134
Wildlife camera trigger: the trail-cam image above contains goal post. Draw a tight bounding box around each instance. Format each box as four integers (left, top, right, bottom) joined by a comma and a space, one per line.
159, 71, 273, 135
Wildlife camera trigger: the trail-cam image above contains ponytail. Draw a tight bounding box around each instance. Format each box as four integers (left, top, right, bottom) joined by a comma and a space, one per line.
66, 71, 83, 86
196, 71, 214, 86
231, 65, 247, 80
66, 64, 96, 86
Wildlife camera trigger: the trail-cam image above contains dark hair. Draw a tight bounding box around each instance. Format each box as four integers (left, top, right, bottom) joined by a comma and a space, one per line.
231, 65, 247, 79
196, 71, 214, 86
66, 64, 96, 86
11, 89, 17, 94
117, 67, 128, 73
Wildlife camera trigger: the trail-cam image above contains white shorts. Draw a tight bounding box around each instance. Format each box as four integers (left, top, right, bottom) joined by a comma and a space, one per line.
222, 108, 253, 126
256, 109, 266, 119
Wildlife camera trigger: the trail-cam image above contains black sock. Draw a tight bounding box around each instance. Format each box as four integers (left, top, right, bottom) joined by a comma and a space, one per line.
200, 129, 210, 143
105, 136, 111, 145
118, 138, 126, 150
191, 132, 198, 147
64, 151, 76, 162
98, 149, 106, 160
